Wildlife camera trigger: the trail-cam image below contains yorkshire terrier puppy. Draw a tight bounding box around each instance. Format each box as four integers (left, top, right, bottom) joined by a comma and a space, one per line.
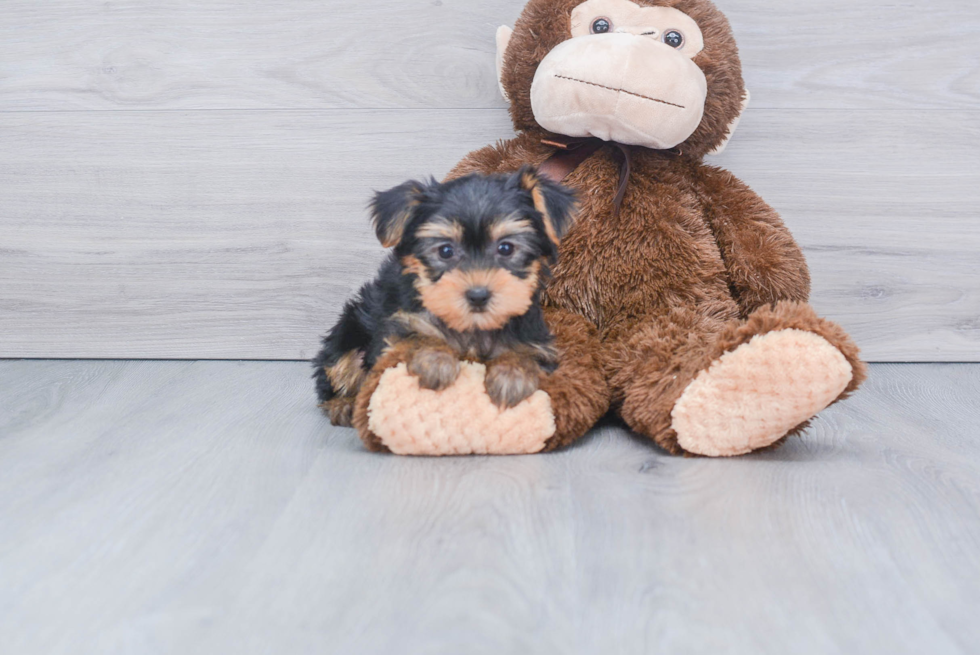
313, 168, 578, 427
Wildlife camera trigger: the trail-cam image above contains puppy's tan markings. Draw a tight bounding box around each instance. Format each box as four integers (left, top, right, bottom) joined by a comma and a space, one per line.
520, 171, 561, 246
391, 310, 448, 343
416, 219, 464, 241
503, 339, 560, 369
322, 396, 355, 427
408, 346, 462, 391
420, 265, 539, 332
376, 197, 419, 248
490, 214, 535, 242
485, 355, 542, 408
326, 350, 367, 397
401, 255, 433, 287
418, 269, 476, 331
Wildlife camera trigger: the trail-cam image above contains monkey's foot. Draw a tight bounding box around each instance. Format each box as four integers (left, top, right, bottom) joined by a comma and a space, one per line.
670, 329, 854, 457
366, 362, 555, 456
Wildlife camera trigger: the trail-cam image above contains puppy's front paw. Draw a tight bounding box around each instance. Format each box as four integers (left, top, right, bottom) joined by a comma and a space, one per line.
485, 360, 541, 409
407, 347, 461, 391
322, 397, 355, 427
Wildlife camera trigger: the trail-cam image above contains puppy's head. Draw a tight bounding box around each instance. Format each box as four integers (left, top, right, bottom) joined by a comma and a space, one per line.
371, 168, 577, 332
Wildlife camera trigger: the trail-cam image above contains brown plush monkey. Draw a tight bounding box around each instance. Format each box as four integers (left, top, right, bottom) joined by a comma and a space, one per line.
352, 0, 866, 457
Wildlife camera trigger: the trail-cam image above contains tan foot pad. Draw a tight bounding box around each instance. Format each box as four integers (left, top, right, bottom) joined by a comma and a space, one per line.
367, 362, 556, 456
671, 329, 853, 457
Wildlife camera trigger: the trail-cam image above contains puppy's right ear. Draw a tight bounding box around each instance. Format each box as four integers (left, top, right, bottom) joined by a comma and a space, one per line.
370, 180, 424, 248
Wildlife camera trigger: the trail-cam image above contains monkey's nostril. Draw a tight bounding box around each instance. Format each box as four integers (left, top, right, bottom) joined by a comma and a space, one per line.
465, 287, 492, 309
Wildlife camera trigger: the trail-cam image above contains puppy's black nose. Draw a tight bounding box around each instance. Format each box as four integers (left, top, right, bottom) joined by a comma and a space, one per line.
465, 286, 491, 309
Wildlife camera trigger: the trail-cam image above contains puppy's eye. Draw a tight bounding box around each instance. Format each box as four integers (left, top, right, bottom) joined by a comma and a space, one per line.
497, 242, 515, 257
591, 18, 611, 34
663, 30, 684, 48
438, 244, 455, 260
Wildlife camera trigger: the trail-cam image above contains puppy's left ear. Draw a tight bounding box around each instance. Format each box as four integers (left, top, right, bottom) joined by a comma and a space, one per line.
370, 180, 425, 248
517, 167, 578, 247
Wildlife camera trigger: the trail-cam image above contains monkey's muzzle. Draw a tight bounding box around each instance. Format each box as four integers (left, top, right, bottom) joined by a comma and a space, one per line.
530, 33, 707, 150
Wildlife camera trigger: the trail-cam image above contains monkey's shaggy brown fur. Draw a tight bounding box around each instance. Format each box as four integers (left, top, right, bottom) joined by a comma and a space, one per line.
353, 0, 866, 456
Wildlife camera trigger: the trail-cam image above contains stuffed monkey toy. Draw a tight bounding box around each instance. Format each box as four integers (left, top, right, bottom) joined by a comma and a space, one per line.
350, 0, 866, 457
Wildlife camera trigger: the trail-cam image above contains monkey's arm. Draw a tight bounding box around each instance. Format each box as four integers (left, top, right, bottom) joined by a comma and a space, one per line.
694, 163, 811, 316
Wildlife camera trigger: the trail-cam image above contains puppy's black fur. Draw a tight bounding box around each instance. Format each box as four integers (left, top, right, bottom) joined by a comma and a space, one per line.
313, 167, 577, 425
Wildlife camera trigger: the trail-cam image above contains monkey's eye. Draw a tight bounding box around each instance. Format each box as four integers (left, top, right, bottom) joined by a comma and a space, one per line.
438, 244, 455, 260
497, 242, 515, 257
591, 18, 611, 34
663, 30, 684, 48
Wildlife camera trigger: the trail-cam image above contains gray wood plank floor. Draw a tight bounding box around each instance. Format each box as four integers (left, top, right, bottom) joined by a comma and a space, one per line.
1, 361, 978, 654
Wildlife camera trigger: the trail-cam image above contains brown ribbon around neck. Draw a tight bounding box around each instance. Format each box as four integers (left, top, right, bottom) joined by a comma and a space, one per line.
537, 137, 603, 183
611, 142, 632, 215
537, 136, 633, 217
538, 137, 680, 218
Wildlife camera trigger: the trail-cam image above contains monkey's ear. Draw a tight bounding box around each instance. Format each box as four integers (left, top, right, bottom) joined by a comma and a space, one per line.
517, 167, 578, 248
495, 25, 514, 102
708, 90, 751, 156
370, 180, 425, 248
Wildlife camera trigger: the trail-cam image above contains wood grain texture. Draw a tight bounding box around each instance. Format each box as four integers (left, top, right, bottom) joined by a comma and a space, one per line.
0, 0, 977, 111
1, 361, 978, 654
1, 108, 978, 361
1, 0, 978, 361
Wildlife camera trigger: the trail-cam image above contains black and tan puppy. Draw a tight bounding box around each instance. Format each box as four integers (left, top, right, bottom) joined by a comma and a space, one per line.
313, 168, 578, 426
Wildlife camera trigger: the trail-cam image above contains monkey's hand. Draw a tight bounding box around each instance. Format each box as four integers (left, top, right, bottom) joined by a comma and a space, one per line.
406, 345, 462, 392
484, 355, 542, 409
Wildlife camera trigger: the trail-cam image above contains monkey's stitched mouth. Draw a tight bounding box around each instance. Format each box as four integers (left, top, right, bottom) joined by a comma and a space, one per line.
554, 75, 686, 109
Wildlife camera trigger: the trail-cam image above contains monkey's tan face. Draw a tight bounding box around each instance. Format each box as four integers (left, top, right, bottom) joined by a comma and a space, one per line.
530, 0, 707, 149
